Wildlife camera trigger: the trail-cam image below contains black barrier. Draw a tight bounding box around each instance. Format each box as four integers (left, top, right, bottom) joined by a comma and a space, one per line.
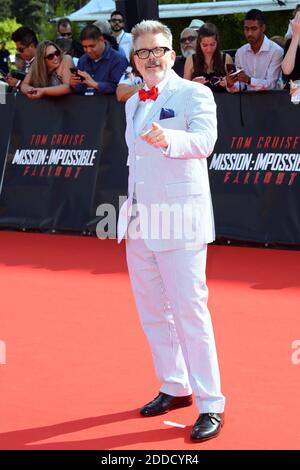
0, 93, 15, 184
212, 91, 300, 244
0, 91, 300, 244
0, 94, 128, 232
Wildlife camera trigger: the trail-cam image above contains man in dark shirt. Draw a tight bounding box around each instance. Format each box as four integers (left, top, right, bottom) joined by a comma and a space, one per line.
57, 18, 84, 59
6, 27, 38, 89
70, 25, 128, 95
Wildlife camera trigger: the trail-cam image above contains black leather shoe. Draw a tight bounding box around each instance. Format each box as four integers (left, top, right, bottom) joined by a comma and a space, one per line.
190, 413, 224, 442
140, 392, 193, 417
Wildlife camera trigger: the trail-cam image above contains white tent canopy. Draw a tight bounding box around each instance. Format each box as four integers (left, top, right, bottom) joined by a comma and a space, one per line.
68, 0, 115, 21
66, 0, 298, 22
159, 0, 298, 18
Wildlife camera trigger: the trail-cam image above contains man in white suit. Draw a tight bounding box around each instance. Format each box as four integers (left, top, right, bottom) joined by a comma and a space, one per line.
118, 20, 225, 442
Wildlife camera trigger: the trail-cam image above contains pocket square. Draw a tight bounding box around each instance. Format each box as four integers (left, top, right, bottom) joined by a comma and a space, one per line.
159, 107, 175, 120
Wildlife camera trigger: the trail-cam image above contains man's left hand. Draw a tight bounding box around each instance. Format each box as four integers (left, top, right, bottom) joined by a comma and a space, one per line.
141, 122, 170, 149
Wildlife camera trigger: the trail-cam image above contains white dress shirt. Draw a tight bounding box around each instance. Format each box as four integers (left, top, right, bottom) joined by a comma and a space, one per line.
116, 31, 133, 61
231, 35, 283, 91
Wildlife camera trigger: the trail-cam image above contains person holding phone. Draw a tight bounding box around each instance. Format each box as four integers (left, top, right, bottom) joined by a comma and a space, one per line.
69, 25, 128, 96
184, 23, 233, 92
226, 9, 283, 92
21, 41, 73, 99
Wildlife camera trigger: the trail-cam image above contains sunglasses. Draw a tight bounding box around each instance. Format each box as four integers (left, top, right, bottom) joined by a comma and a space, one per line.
45, 50, 61, 60
180, 36, 197, 44
60, 32, 72, 37
110, 18, 123, 23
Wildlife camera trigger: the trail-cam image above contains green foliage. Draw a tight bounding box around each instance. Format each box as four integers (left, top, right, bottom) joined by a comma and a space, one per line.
0, 17, 22, 54
4, 1, 87, 39
2, 1, 293, 50
11, 0, 44, 33
166, 10, 292, 53
0, 0, 12, 21
8, 0, 88, 41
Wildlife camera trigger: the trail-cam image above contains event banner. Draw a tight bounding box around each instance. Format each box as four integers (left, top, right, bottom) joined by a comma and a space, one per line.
0, 94, 127, 232
0, 93, 15, 183
0, 91, 300, 244
211, 91, 300, 244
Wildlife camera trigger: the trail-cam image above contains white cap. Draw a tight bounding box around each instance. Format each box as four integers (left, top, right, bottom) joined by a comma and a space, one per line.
188, 19, 204, 30
93, 20, 111, 35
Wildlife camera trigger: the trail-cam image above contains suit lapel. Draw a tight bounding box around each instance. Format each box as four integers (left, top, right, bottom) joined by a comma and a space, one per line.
128, 93, 139, 122
126, 93, 139, 139
139, 71, 181, 133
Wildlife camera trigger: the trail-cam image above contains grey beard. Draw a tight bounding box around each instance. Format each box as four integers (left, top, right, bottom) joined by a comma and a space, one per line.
181, 48, 196, 58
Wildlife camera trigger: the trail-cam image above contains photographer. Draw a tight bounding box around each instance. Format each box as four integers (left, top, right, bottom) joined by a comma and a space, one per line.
8, 27, 38, 90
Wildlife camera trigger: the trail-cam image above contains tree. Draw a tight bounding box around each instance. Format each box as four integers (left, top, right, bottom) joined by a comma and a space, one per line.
0, 0, 12, 22
11, 0, 45, 32
10, 0, 90, 36
0, 18, 22, 54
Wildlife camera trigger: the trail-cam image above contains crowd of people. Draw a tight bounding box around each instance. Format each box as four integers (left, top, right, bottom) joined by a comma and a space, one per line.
1, 8, 300, 100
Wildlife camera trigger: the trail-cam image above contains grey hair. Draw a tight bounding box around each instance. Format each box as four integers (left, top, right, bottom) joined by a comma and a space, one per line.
180, 27, 197, 37
131, 20, 173, 49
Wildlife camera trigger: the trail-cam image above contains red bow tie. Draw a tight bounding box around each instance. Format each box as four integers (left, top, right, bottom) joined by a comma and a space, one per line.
138, 86, 158, 101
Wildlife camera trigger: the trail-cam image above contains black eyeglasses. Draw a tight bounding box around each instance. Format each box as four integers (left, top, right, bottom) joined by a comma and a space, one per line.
134, 47, 171, 59
60, 32, 72, 37
45, 50, 61, 60
110, 18, 123, 23
180, 36, 197, 44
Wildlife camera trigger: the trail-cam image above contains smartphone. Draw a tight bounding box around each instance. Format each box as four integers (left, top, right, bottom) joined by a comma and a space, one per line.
70, 67, 79, 75
209, 76, 222, 86
70, 67, 84, 81
229, 68, 243, 77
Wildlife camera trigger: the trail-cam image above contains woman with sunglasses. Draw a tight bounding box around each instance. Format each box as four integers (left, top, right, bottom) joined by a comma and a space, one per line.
184, 23, 233, 92
21, 40, 73, 99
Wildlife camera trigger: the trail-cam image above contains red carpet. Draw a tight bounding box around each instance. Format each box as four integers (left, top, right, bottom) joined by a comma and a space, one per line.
0, 232, 299, 450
